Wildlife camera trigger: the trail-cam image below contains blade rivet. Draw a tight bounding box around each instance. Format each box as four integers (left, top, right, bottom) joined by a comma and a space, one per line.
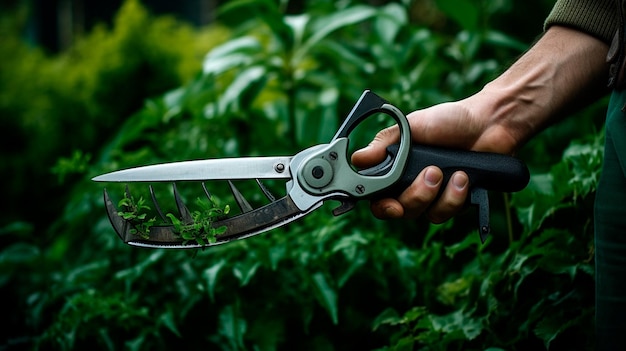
355, 184, 365, 194
275, 163, 285, 173
328, 152, 338, 160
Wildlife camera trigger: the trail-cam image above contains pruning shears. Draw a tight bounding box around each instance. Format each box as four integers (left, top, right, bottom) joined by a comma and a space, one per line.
93, 90, 530, 248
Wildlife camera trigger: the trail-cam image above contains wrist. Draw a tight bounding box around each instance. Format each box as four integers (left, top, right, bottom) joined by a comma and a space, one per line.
466, 26, 610, 153
462, 85, 533, 154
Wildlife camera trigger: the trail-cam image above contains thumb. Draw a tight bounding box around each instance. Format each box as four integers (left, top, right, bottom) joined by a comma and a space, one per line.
351, 125, 400, 168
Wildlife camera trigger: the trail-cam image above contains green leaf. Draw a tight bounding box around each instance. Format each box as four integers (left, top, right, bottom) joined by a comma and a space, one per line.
314, 40, 370, 71
337, 251, 367, 288
376, 3, 408, 46
166, 213, 181, 228
534, 313, 577, 349
202, 36, 262, 75
219, 66, 267, 114
160, 310, 182, 338
311, 272, 338, 325
435, 0, 479, 31
294, 5, 378, 63
125, 335, 145, 351
219, 0, 292, 47
1, 243, 42, 286
484, 30, 528, 52
217, 305, 247, 351
204, 260, 227, 302
444, 232, 479, 259
0, 221, 34, 236
268, 245, 286, 271
429, 309, 484, 341
114, 251, 164, 281
285, 14, 310, 48
331, 231, 368, 258
233, 261, 261, 287
371, 308, 401, 331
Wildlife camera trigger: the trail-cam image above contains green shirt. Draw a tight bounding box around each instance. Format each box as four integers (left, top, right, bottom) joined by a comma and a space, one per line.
544, 0, 619, 44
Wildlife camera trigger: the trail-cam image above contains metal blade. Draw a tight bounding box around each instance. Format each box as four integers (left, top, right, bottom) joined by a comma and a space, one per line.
103, 189, 322, 249
173, 183, 193, 224
201, 182, 212, 200
92, 156, 292, 182
256, 179, 276, 202
149, 185, 167, 222
103, 188, 131, 243
228, 180, 253, 213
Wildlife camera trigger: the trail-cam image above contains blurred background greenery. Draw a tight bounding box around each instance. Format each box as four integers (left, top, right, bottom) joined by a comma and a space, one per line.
0, 0, 605, 350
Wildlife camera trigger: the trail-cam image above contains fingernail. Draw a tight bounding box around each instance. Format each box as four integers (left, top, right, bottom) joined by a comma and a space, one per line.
452, 173, 469, 190
424, 167, 440, 187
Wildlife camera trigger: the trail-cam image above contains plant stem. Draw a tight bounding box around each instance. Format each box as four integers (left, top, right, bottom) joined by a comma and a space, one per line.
503, 192, 513, 245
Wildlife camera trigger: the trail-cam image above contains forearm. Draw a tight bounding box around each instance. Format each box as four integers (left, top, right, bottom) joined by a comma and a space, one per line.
468, 25, 610, 152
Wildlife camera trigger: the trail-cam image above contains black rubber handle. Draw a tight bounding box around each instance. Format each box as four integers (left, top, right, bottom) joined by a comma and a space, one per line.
364, 144, 530, 196
355, 143, 528, 242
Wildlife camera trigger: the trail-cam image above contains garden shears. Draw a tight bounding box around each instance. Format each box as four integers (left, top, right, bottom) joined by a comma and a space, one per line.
93, 90, 530, 249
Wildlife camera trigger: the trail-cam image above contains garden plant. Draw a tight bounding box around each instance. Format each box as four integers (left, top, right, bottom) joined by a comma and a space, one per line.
0, 0, 605, 350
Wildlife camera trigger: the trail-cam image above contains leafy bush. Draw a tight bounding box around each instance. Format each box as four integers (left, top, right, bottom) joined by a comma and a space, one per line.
0, 0, 229, 229
1, 0, 604, 350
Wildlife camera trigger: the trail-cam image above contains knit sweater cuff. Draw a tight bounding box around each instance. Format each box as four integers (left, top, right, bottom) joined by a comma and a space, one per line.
544, 0, 619, 44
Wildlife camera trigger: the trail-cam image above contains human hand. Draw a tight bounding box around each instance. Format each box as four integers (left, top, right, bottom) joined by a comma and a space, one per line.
351, 97, 519, 223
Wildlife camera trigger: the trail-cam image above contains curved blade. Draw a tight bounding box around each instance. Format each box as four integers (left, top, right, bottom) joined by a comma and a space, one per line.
93, 156, 292, 182
103, 188, 321, 249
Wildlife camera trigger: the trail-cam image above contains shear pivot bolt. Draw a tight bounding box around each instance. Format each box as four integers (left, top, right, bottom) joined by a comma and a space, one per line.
312, 166, 324, 179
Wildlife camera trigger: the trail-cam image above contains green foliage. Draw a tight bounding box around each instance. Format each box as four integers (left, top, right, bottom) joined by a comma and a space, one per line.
117, 194, 157, 238
166, 199, 230, 245
1, 0, 603, 350
51, 150, 93, 184
371, 128, 602, 350
0, 0, 230, 227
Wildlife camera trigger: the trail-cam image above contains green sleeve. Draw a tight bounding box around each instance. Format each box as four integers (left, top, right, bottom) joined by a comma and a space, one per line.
544, 0, 619, 44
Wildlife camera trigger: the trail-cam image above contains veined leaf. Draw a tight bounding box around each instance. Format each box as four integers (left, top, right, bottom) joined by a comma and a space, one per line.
484, 30, 528, 52
371, 308, 401, 331
204, 259, 227, 302
202, 36, 262, 75
293, 5, 378, 64
534, 313, 577, 349
312, 272, 338, 325
219, 66, 267, 114
285, 14, 310, 48
233, 261, 261, 287
217, 305, 247, 351
337, 251, 367, 288
429, 309, 484, 341
0, 243, 40, 265
376, 3, 408, 46
160, 310, 182, 338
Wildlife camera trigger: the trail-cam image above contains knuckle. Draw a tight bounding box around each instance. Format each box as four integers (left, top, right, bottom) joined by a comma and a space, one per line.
411, 177, 441, 201
426, 188, 469, 224
398, 182, 437, 217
